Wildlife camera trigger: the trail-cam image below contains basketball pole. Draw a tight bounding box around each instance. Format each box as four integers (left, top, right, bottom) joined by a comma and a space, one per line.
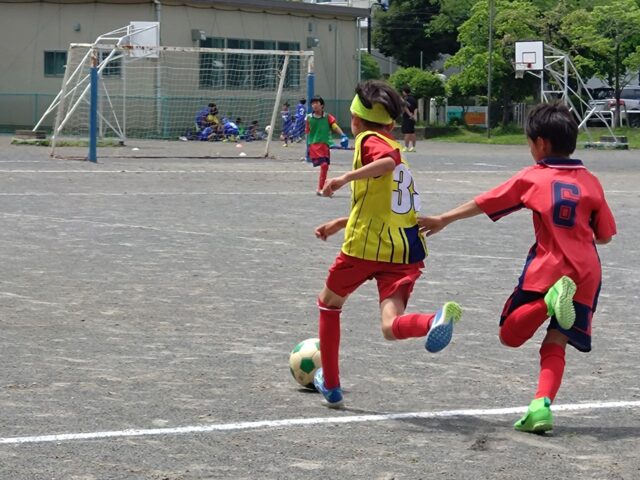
487, 0, 495, 139
88, 50, 98, 163
306, 56, 315, 163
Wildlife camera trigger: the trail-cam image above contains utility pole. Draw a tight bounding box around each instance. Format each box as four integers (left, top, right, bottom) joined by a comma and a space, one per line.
487, 0, 494, 138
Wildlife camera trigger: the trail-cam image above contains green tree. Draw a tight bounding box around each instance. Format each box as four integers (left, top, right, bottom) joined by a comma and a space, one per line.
360, 53, 381, 80
372, 0, 461, 67
388, 67, 424, 92
561, 0, 640, 123
410, 70, 446, 100
426, 0, 476, 40
389, 67, 446, 121
445, 0, 543, 124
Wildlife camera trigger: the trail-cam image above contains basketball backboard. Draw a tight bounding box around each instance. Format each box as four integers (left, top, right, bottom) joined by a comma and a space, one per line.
515, 40, 544, 75
126, 21, 160, 58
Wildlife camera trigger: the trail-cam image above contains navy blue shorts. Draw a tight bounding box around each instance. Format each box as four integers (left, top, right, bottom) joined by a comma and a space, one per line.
500, 288, 594, 352
311, 156, 330, 167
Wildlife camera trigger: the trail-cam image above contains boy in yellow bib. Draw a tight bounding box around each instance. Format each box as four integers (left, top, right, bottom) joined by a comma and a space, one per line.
312, 80, 463, 408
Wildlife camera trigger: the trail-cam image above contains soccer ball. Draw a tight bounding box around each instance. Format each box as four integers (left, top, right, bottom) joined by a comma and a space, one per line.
289, 338, 321, 389
206, 114, 215, 123
265, 124, 271, 133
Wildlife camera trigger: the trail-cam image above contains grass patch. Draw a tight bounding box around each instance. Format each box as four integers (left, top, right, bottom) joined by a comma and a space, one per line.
427, 126, 639, 148
428, 127, 525, 145
11, 137, 123, 147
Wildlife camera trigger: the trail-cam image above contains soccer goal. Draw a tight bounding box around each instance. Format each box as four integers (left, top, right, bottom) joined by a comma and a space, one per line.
35, 26, 313, 159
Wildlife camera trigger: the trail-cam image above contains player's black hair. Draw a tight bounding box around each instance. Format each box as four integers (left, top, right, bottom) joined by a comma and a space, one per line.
299, 98, 307, 104
283, 101, 289, 107
525, 102, 578, 155
311, 95, 325, 106
402, 85, 411, 94
354, 80, 403, 128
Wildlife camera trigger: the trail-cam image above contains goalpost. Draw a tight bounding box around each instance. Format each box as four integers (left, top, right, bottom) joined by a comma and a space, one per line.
35, 25, 314, 159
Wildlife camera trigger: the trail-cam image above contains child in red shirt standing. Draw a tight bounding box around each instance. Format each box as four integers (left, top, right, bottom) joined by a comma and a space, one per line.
306, 95, 349, 195
418, 102, 617, 433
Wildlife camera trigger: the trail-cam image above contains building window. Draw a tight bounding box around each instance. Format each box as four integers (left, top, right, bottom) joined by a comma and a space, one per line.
277, 41, 301, 89
197, 38, 301, 91
199, 37, 225, 88
99, 51, 122, 77
253, 40, 277, 90
44, 51, 67, 77
227, 38, 251, 88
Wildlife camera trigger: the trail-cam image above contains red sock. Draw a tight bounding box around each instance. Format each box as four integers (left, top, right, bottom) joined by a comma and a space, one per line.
391, 312, 435, 339
499, 299, 548, 347
318, 299, 341, 389
318, 163, 329, 191
534, 343, 566, 402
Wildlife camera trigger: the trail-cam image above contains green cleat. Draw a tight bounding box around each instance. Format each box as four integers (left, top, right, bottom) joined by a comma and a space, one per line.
514, 397, 553, 433
544, 276, 577, 330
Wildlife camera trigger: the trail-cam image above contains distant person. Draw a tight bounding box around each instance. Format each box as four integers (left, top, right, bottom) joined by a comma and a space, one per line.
401, 87, 417, 152
236, 117, 246, 140
280, 102, 294, 147
418, 102, 617, 433
221, 116, 240, 141
305, 95, 348, 195
292, 98, 307, 143
195, 102, 219, 133
247, 120, 264, 141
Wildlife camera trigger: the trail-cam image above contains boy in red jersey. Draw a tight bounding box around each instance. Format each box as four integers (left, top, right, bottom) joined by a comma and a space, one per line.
305, 95, 348, 195
418, 102, 617, 433
311, 81, 463, 408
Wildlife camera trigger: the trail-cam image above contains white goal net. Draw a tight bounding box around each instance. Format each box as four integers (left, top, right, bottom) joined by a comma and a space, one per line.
38, 41, 313, 158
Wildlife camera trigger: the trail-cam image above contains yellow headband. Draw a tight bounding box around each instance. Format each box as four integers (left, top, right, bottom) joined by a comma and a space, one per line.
350, 94, 393, 125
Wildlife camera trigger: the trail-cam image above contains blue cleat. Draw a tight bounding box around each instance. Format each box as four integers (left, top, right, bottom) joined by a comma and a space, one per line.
313, 368, 344, 409
425, 301, 462, 353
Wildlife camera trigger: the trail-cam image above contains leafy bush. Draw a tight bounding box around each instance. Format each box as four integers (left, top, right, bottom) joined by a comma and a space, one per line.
360, 53, 381, 81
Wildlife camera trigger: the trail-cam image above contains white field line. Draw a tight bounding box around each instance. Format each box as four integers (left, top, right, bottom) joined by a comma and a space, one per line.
0, 187, 634, 197
1, 400, 638, 445
0, 212, 293, 248
0, 169, 506, 175
0, 191, 475, 196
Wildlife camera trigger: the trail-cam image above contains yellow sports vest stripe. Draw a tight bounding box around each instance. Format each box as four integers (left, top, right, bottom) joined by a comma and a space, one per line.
341, 130, 427, 264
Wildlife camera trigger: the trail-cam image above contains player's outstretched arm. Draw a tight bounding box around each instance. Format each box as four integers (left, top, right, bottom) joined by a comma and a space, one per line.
315, 217, 349, 241
418, 200, 483, 236
321, 156, 395, 197
331, 123, 344, 136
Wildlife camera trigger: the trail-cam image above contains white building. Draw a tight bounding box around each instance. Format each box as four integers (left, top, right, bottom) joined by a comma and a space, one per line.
0, 0, 367, 130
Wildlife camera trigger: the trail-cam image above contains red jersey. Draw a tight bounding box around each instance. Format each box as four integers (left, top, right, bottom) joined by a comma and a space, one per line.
475, 157, 616, 305
360, 132, 402, 166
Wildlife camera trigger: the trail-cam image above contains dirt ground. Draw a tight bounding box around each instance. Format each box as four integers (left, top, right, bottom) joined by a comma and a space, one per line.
0, 136, 638, 479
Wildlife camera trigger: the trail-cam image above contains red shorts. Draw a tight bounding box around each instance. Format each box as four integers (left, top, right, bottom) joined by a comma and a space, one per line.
309, 143, 330, 167
325, 252, 424, 305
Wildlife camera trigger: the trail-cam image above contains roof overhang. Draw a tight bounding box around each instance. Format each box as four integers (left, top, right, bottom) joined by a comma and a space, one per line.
5, 0, 369, 18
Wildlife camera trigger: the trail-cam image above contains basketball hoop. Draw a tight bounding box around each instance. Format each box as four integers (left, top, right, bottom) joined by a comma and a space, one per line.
515, 69, 525, 79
